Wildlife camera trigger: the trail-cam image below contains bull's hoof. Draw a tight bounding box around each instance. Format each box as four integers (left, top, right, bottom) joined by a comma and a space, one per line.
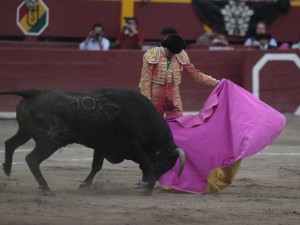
143, 184, 154, 196
42, 190, 56, 196
2, 163, 11, 177
39, 186, 55, 196
41, 189, 56, 196
79, 181, 91, 190
143, 188, 153, 196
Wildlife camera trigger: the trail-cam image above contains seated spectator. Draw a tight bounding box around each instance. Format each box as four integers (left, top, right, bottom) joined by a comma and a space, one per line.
161, 27, 178, 40
196, 30, 217, 45
196, 27, 229, 46
244, 21, 277, 49
211, 32, 229, 47
251, 34, 277, 50
291, 36, 300, 50
79, 23, 110, 51
141, 27, 178, 51
113, 17, 144, 49
279, 43, 290, 50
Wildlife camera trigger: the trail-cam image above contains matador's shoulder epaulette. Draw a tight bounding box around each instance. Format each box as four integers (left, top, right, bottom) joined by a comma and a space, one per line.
175, 50, 189, 65
144, 47, 160, 64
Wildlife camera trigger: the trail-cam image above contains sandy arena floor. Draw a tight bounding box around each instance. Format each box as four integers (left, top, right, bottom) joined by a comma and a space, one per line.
0, 113, 299, 225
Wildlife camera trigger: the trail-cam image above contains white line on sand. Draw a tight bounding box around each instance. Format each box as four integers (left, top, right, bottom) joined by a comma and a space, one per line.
257, 153, 300, 156
1, 148, 299, 166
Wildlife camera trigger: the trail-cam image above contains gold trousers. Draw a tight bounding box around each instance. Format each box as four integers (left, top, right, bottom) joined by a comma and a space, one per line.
206, 160, 242, 193
160, 160, 242, 194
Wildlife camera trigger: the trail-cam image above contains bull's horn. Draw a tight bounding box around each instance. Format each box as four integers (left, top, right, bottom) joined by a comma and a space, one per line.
176, 148, 185, 177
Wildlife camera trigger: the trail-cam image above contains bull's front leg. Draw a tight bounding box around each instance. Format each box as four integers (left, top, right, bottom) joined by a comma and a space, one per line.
133, 154, 156, 195
117, 138, 155, 194
80, 151, 104, 189
139, 164, 156, 195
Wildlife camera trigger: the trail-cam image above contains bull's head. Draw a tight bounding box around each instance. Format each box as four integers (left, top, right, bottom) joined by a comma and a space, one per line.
151, 147, 185, 181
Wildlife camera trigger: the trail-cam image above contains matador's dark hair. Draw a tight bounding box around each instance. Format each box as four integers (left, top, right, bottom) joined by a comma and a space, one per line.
161, 34, 187, 54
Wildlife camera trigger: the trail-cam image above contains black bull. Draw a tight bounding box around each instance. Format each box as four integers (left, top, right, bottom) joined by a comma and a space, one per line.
0, 89, 185, 195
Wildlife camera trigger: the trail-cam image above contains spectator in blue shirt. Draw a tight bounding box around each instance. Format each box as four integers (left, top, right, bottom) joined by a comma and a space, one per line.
244, 21, 277, 49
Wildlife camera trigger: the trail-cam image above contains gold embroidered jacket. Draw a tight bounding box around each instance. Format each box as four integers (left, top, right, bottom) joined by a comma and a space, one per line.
139, 47, 218, 101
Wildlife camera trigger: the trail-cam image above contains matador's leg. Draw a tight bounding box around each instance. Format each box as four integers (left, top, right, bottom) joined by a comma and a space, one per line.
151, 83, 166, 116
206, 160, 243, 193
165, 85, 183, 116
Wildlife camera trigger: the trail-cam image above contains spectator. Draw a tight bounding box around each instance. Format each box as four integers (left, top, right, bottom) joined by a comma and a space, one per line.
161, 27, 178, 40
196, 30, 217, 45
211, 32, 229, 46
244, 21, 277, 49
291, 36, 300, 50
141, 27, 178, 51
113, 17, 144, 49
252, 34, 277, 50
279, 42, 290, 50
196, 28, 229, 46
79, 23, 110, 51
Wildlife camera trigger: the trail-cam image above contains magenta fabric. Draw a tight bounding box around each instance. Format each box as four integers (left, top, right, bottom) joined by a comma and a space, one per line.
159, 79, 286, 194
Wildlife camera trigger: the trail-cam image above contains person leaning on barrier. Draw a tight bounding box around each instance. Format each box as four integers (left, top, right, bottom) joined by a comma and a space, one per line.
161, 27, 178, 40
196, 27, 229, 46
244, 21, 277, 49
79, 23, 110, 51
252, 34, 277, 50
113, 17, 144, 49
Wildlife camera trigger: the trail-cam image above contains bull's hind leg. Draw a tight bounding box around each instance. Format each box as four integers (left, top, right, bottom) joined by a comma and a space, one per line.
25, 141, 60, 196
3, 128, 31, 176
80, 150, 104, 189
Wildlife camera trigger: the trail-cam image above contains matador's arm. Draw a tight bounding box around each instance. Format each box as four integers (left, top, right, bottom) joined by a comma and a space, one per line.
138, 57, 152, 100
177, 50, 219, 87
184, 62, 219, 87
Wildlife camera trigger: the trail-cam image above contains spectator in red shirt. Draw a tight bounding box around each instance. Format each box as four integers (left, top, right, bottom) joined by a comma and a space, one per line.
113, 17, 144, 49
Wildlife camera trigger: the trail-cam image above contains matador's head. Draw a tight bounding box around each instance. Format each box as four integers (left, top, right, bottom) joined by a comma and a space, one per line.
161, 34, 187, 54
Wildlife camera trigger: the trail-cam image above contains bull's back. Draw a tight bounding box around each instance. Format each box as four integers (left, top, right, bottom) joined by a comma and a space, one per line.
107, 89, 174, 144
15, 88, 173, 145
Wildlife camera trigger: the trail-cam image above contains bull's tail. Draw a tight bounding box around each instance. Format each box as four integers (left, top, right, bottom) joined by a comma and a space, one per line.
0, 90, 41, 98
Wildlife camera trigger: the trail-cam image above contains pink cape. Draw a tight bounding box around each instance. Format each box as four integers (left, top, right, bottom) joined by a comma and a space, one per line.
159, 79, 286, 194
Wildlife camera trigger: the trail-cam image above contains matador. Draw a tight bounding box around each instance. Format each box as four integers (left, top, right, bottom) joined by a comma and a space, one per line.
139, 35, 219, 116
137, 35, 242, 193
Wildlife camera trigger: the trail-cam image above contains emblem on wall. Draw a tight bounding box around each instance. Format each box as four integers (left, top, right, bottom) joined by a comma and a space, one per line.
221, 0, 254, 36
16, 0, 49, 36
192, 0, 290, 37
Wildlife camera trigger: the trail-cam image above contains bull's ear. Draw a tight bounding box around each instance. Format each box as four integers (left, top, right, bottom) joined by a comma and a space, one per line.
102, 104, 120, 119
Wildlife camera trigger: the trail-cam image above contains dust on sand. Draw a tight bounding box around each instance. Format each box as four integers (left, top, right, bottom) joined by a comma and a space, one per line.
0, 113, 299, 225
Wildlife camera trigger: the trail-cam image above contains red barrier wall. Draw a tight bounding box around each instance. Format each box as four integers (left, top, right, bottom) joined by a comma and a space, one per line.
242, 51, 300, 112
0, 45, 299, 113
0, 0, 299, 43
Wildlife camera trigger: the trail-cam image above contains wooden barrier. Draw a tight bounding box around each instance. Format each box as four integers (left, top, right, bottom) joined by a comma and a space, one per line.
0, 45, 299, 113
242, 51, 300, 112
